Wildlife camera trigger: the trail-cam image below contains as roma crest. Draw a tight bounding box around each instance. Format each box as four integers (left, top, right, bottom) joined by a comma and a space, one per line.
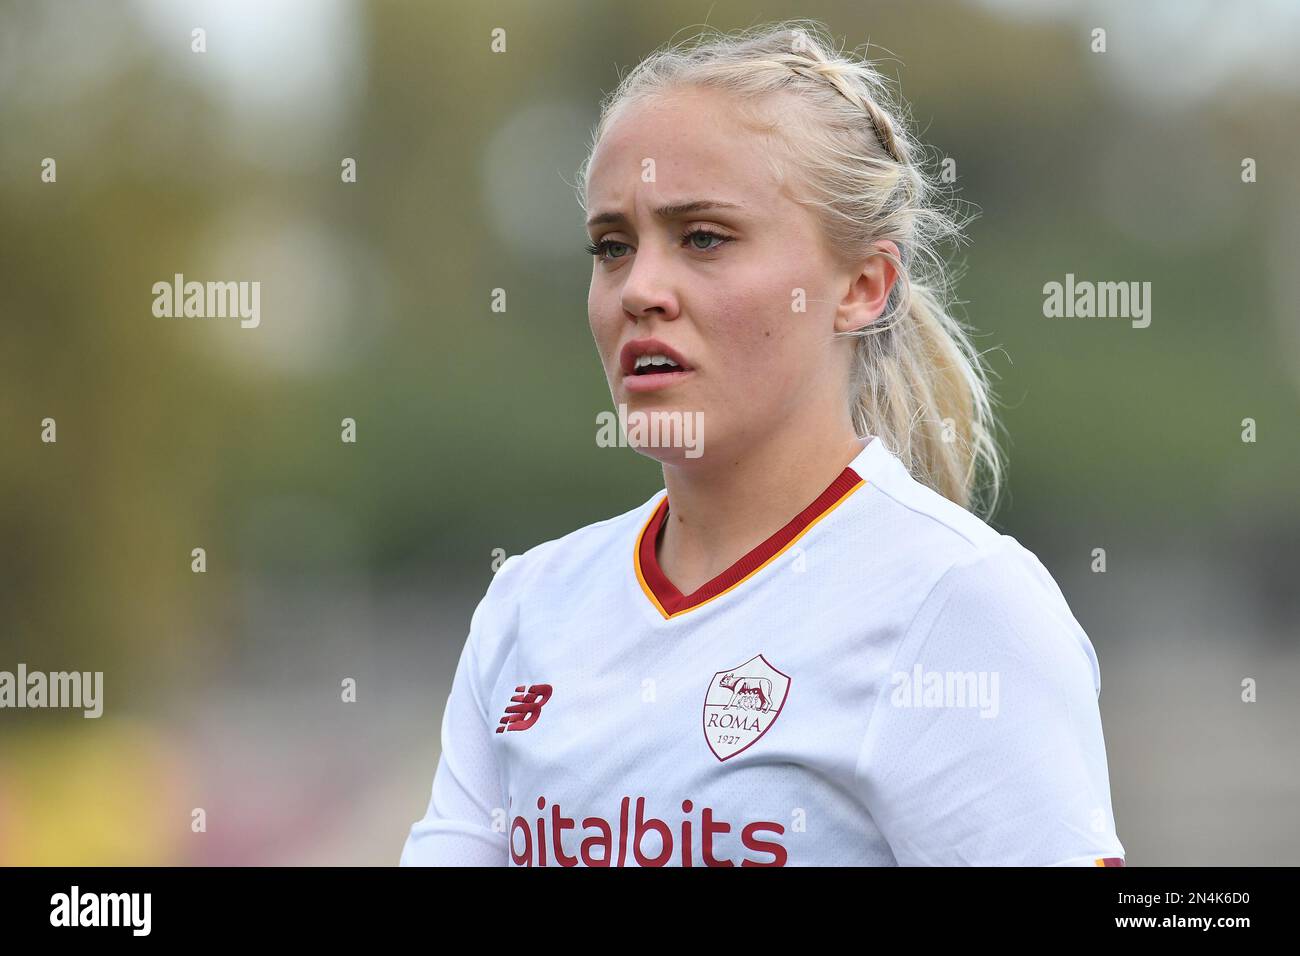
702, 653, 790, 761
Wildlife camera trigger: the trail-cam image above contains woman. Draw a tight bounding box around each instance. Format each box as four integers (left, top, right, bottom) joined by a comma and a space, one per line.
401, 20, 1125, 867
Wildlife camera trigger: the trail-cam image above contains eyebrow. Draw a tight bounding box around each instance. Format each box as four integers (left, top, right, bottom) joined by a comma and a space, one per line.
585, 199, 744, 228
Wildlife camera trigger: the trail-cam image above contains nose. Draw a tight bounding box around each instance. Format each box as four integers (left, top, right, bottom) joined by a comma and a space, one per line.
619, 243, 681, 324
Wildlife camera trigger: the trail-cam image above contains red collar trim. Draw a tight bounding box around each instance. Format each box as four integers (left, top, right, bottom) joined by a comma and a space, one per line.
634, 466, 866, 620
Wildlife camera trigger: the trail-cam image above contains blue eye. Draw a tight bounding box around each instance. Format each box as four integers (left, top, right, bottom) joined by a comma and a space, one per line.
585, 238, 631, 261
682, 227, 731, 252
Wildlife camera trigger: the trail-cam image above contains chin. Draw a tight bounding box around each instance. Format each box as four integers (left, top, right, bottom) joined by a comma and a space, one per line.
629, 442, 709, 466
610, 398, 709, 464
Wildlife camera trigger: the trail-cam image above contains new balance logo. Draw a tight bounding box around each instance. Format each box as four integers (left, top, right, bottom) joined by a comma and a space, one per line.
496, 684, 553, 733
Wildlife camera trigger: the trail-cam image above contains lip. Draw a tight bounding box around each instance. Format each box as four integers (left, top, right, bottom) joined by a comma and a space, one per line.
618, 338, 694, 394
623, 367, 694, 393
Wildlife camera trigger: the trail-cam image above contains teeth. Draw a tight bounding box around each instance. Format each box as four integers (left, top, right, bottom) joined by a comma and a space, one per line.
634, 354, 681, 371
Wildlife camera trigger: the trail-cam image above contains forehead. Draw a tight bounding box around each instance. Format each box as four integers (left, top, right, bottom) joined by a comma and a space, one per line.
585, 87, 788, 209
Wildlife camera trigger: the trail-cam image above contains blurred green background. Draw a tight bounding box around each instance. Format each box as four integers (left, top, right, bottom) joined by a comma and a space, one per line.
1, 0, 1297, 864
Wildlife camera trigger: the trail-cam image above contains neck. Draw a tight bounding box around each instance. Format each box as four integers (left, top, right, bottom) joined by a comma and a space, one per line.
656, 422, 868, 596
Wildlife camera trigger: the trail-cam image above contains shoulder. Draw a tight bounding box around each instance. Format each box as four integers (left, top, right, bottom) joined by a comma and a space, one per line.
490, 489, 662, 594
852, 446, 1100, 694
466, 489, 663, 640
853, 442, 1004, 564
893, 534, 1103, 699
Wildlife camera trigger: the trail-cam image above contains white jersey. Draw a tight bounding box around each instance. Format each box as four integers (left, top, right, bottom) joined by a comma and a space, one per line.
400, 437, 1126, 867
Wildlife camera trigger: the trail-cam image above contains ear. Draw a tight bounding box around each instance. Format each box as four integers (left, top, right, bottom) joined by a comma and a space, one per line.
833, 240, 902, 333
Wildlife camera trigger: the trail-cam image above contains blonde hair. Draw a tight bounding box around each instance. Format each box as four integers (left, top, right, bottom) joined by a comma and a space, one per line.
579, 19, 1005, 519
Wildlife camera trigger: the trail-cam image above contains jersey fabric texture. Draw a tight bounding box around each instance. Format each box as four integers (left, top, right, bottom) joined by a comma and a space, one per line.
400, 437, 1126, 867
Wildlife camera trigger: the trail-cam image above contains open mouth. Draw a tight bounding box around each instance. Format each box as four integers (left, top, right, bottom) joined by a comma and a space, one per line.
632, 354, 685, 375
619, 339, 693, 391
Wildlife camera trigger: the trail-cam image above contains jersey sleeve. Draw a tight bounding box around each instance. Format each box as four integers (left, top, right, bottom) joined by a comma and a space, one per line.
854, 537, 1126, 867
399, 563, 517, 866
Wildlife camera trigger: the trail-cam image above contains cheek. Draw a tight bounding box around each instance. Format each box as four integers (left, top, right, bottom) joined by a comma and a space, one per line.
588, 289, 619, 365
709, 275, 807, 390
